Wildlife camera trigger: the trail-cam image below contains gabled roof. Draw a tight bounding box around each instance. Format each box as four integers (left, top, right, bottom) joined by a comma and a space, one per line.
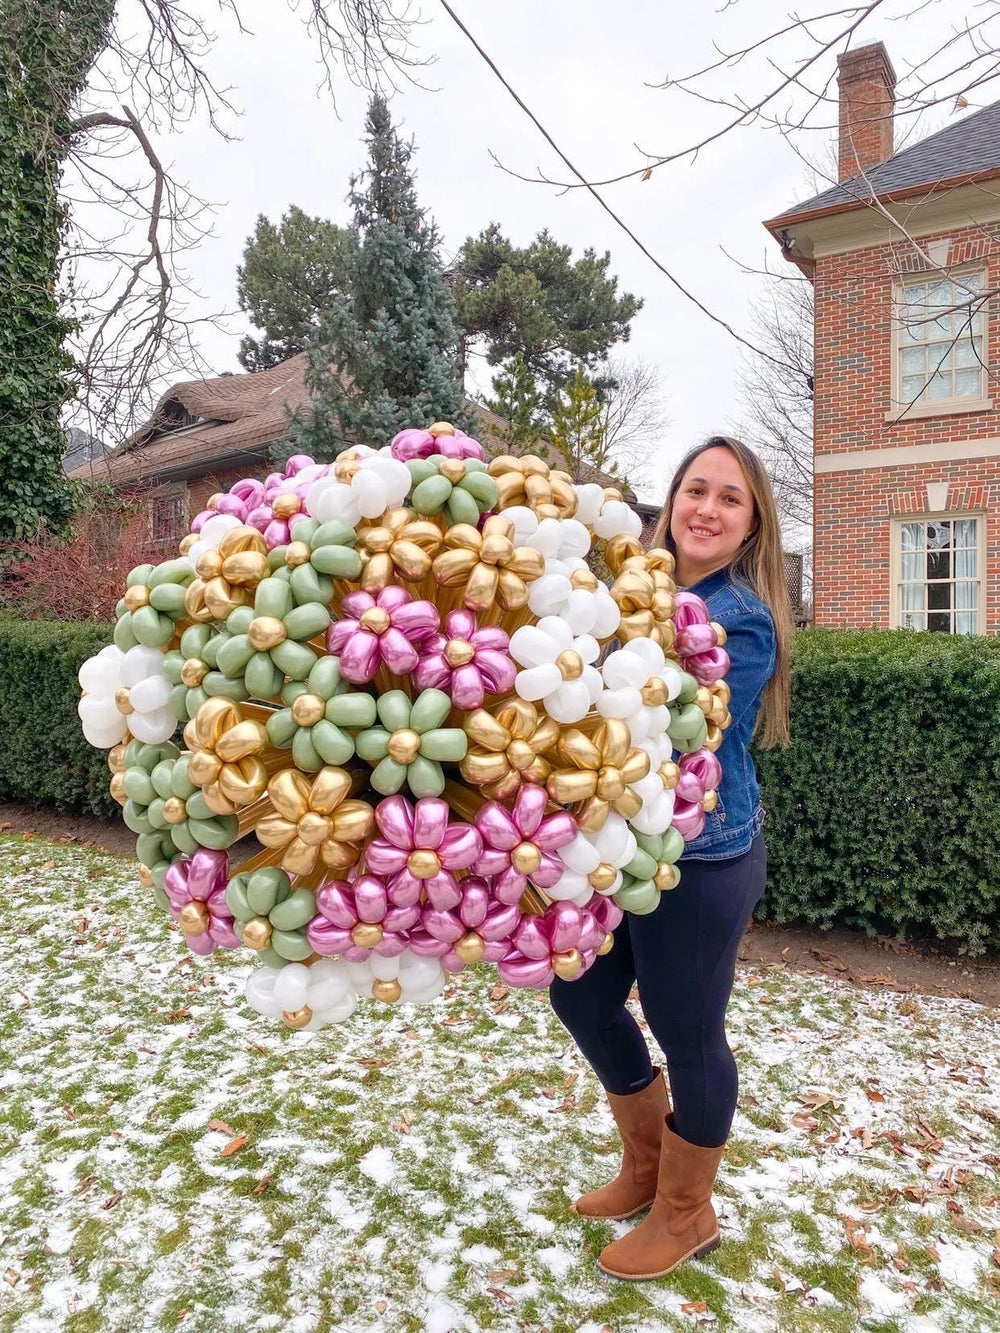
772, 98, 1000, 224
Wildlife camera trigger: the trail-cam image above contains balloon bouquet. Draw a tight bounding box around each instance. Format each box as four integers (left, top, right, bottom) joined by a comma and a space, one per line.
78, 425, 731, 1032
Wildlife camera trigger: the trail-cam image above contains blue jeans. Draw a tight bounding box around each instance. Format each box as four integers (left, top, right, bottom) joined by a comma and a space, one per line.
549, 835, 767, 1148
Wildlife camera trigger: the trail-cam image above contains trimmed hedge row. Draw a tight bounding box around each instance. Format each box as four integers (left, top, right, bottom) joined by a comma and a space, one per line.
0, 620, 117, 817
0, 621, 997, 950
755, 629, 1000, 953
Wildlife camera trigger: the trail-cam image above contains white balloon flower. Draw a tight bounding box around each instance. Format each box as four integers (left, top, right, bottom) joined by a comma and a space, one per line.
245, 958, 358, 1030
342, 949, 446, 1006
551, 813, 639, 902
183, 512, 244, 572
628, 739, 677, 836
573, 483, 644, 540
509, 617, 603, 724
78, 644, 175, 748
305, 453, 412, 527
528, 556, 621, 638
597, 639, 684, 742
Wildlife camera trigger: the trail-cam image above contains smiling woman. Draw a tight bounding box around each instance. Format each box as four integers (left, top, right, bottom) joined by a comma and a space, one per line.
549, 434, 793, 1283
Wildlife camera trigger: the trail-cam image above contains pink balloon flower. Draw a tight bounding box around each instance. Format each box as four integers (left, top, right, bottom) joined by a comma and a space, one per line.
413, 609, 516, 710
497, 899, 611, 989
327, 587, 441, 683
307, 874, 419, 961
365, 795, 482, 911
472, 784, 577, 905
162, 849, 240, 956
672, 590, 730, 685
417, 875, 523, 972
675, 749, 723, 804
390, 427, 486, 462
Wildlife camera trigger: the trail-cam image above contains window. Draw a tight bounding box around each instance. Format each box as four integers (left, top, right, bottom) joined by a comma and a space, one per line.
151, 492, 186, 542
896, 517, 982, 634
896, 271, 985, 407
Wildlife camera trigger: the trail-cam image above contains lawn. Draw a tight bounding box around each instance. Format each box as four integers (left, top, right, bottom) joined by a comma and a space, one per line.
1, 833, 998, 1333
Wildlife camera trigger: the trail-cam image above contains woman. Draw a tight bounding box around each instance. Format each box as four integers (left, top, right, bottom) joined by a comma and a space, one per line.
550, 436, 791, 1281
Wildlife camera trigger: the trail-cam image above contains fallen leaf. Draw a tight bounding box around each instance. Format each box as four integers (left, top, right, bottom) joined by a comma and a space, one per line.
101, 1191, 123, 1210
808, 948, 849, 971
221, 1135, 248, 1157
564, 1072, 579, 1088
681, 1300, 707, 1314
487, 1287, 516, 1307
865, 1087, 885, 1103
843, 1217, 873, 1261
858, 974, 895, 984
797, 1090, 843, 1111
4, 1270, 19, 1287
790, 1112, 819, 1131
488, 1268, 520, 1283
375, 1301, 387, 1314
208, 1118, 237, 1137
251, 1173, 273, 1196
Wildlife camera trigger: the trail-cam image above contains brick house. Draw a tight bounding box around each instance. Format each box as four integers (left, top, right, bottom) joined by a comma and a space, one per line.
764, 43, 1000, 634
68, 353, 637, 551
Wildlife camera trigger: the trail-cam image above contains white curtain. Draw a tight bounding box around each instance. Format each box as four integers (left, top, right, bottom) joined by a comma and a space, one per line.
899, 523, 925, 629
953, 518, 978, 634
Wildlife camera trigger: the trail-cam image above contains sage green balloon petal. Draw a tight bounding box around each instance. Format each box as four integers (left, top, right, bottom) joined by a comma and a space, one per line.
185, 791, 214, 822
170, 823, 199, 855
162, 651, 185, 686
289, 564, 332, 607
256, 945, 287, 968
266, 547, 286, 573
171, 757, 197, 800
624, 848, 658, 880
284, 602, 331, 642
187, 815, 239, 850
327, 693, 377, 728
270, 639, 317, 681
291, 728, 324, 773
668, 702, 707, 743
406, 755, 446, 798
217, 634, 257, 678
446, 488, 481, 527
178, 686, 205, 719
269, 888, 316, 931
254, 578, 294, 620
410, 688, 451, 734
614, 881, 660, 915
202, 672, 249, 702
132, 606, 174, 648
270, 929, 314, 961
310, 719, 355, 766
411, 474, 453, 516
150, 760, 175, 800
418, 728, 467, 762
149, 583, 188, 616
245, 653, 285, 698
137, 832, 171, 868
289, 516, 320, 544
123, 801, 154, 836
356, 727, 391, 763
267, 709, 299, 748
632, 831, 664, 861
461, 471, 497, 505
181, 624, 214, 658
376, 690, 412, 732
307, 655, 342, 697
113, 617, 139, 652
149, 559, 193, 588
244, 875, 279, 916
123, 768, 156, 805
225, 875, 253, 918
676, 673, 700, 705
146, 798, 168, 830
310, 545, 363, 578
672, 717, 709, 753
269, 566, 292, 587
126, 564, 155, 588
280, 680, 307, 705
151, 875, 170, 902
313, 520, 357, 548
406, 459, 438, 488
661, 827, 685, 864
227, 606, 255, 636
370, 756, 408, 795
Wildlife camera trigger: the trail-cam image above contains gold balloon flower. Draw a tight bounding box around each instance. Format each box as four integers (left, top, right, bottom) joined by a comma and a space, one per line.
487, 454, 578, 520
608, 547, 677, 651
546, 719, 650, 832
355, 507, 444, 591
432, 514, 545, 613
460, 699, 559, 800
255, 767, 375, 877
184, 697, 271, 815
185, 526, 270, 623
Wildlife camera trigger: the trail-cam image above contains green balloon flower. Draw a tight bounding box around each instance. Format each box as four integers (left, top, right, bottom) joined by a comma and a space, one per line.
614, 828, 685, 915
121, 743, 239, 854
114, 559, 195, 651
225, 866, 316, 966
266, 655, 377, 772
163, 623, 249, 722
406, 456, 499, 526
355, 688, 467, 797
215, 576, 330, 698
667, 687, 709, 753
267, 517, 363, 606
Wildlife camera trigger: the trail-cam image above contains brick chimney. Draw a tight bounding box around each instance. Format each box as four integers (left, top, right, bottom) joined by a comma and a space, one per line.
837, 43, 896, 182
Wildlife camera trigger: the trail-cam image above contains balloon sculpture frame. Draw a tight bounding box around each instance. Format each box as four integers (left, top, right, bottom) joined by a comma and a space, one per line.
79, 424, 731, 1032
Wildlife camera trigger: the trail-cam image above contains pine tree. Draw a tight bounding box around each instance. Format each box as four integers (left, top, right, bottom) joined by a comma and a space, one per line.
484, 354, 546, 453
296, 95, 467, 456
549, 364, 622, 483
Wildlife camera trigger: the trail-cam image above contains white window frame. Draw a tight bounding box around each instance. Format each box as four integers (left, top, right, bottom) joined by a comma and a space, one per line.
889, 512, 986, 635
887, 266, 991, 421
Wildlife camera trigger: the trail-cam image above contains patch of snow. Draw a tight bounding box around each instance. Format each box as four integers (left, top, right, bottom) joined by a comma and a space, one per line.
357, 1144, 396, 1184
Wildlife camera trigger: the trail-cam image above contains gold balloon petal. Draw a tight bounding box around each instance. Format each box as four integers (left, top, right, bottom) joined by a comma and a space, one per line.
612, 789, 643, 820
281, 837, 319, 877
330, 799, 375, 843
464, 563, 500, 612
268, 768, 312, 822
256, 814, 299, 848
309, 766, 352, 815
460, 750, 512, 785
216, 719, 268, 763
547, 769, 598, 805
218, 526, 267, 560
464, 709, 509, 752
574, 797, 610, 833
596, 719, 630, 769
558, 731, 601, 771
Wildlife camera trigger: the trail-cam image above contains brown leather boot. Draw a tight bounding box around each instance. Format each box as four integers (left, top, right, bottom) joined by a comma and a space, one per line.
572, 1070, 668, 1220
597, 1114, 724, 1279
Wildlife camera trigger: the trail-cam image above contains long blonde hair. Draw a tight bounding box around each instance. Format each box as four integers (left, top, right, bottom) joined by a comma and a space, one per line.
651, 436, 792, 749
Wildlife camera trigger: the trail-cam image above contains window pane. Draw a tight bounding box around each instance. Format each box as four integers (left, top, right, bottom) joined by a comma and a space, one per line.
903, 283, 926, 307
955, 337, 980, 368
927, 579, 952, 610
901, 346, 925, 375
901, 322, 922, 345
901, 609, 926, 630
901, 522, 923, 551
955, 368, 982, 397
926, 522, 951, 549
927, 549, 951, 581
954, 518, 978, 548
926, 370, 951, 400
927, 611, 952, 633
901, 552, 922, 580
955, 610, 977, 635
902, 374, 925, 402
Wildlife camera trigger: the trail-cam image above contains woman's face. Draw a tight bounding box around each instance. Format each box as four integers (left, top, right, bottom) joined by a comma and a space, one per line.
669, 445, 756, 584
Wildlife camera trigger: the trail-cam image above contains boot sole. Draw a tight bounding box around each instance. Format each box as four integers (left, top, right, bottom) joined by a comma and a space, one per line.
597, 1232, 721, 1280
571, 1196, 655, 1221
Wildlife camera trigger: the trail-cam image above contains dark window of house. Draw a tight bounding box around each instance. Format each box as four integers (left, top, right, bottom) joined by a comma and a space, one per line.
152, 493, 186, 541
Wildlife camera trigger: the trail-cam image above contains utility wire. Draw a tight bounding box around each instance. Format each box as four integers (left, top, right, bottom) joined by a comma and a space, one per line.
436, 0, 788, 371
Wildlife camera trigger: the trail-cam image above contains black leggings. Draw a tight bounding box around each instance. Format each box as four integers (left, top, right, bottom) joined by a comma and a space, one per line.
550, 834, 766, 1149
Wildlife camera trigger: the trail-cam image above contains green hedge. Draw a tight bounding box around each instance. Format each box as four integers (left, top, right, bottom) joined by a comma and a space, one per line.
0, 620, 117, 816
755, 629, 1000, 953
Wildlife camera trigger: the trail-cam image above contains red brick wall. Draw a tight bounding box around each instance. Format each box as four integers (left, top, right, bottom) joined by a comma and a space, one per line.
812, 222, 1000, 633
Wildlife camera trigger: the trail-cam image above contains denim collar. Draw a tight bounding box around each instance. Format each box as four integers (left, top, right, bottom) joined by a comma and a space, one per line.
685, 567, 733, 600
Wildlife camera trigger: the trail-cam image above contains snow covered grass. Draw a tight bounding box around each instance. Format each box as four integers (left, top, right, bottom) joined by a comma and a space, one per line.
1, 832, 998, 1333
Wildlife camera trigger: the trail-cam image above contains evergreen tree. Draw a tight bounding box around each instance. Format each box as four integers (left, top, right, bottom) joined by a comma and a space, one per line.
549, 364, 623, 484
297, 95, 467, 455
484, 354, 546, 452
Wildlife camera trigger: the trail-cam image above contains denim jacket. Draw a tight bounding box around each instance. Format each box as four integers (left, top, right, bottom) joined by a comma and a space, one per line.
680, 568, 776, 862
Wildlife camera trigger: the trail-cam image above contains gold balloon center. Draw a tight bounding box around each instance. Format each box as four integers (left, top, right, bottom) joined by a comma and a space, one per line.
453, 932, 484, 964
555, 649, 584, 681
162, 796, 187, 824
654, 862, 680, 892
438, 458, 467, 484
282, 1005, 313, 1030
196, 550, 224, 580
242, 916, 273, 950
387, 729, 421, 765
123, 584, 150, 612
365, 528, 393, 554
710, 621, 727, 646
114, 686, 134, 716
428, 421, 455, 437
137, 863, 154, 888
178, 900, 210, 936
658, 760, 680, 791
248, 616, 287, 651
506, 740, 536, 771
701, 790, 719, 814
297, 810, 333, 846
443, 638, 476, 668
569, 569, 599, 593
359, 606, 391, 634
271, 493, 301, 520
109, 772, 127, 806
480, 534, 513, 566
596, 766, 626, 802
551, 948, 584, 981
510, 841, 542, 875
372, 978, 402, 1004
588, 862, 618, 893
181, 658, 209, 688
407, 848, 441, 878
108, 743, 128, 774
291, 693, 326, 727
284, 540, 312, 568
597, 932, 615, 956
641, 677, 669, 707
352, 922, 384, 948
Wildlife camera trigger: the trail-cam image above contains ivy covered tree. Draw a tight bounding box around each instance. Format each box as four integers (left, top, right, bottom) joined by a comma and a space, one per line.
454, 225, 640, 402
296, 94, 467, 454
483, 353, 546, 452
0, 3, 114, 542
237, 207, 356, 373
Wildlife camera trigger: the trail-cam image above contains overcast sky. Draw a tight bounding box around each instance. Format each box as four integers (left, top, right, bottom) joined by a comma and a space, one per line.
93, 0, 971, 502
